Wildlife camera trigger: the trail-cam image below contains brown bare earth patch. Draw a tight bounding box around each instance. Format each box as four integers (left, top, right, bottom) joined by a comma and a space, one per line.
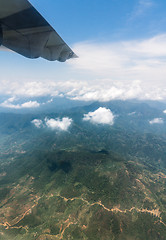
0, 175, 40, 229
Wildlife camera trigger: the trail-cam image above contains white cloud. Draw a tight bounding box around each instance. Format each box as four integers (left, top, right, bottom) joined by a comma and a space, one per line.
83, 107, 115, 125
32, 117, 73, 131
70, 35, 166, 83
45, 117, 72, 131
2, 34, 166, 102
31, 119, 43, 128
67, 80, 145, 102
67, 35, 166, 101
149, 118, 164, 124
129, 0, 154, 20
128, 112, 136, 116
163, 110, 166, 114
20, 101, 40, 108
0, 98, 40, 109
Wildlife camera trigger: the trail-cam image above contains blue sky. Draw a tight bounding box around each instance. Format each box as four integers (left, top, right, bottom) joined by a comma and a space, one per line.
30, 0, 166, 42
1, 0, 166, 109
31, 0, 133, 43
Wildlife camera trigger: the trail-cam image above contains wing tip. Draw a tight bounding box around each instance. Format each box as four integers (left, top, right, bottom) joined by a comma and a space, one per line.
70, 52, 78, 59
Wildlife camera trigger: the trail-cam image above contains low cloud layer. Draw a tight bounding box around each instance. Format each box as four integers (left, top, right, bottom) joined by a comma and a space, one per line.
0, 97, 40, 109
149, 118, 164, 124
70, 35, 166, 84
32, 117, 72, 131
83, 107, 115, 125
2, 34, 166, 102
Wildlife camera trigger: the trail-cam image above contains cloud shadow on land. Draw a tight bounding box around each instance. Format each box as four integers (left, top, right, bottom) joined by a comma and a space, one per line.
46, 151, 72, 174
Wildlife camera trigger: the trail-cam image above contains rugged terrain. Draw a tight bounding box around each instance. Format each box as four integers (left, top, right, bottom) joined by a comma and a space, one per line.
0, 100, 166, 239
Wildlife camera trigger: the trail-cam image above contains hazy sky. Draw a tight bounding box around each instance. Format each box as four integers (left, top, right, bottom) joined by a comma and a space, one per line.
1, 0, 166, 106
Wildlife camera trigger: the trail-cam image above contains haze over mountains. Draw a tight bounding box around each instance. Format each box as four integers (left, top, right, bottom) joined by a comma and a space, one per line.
0, 99, 166, 239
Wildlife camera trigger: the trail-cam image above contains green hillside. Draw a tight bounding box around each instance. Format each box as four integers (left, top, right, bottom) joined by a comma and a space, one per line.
0, 101, 166, 239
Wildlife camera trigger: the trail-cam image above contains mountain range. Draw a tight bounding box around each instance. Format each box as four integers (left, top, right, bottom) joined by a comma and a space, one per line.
0, 99, 165, 239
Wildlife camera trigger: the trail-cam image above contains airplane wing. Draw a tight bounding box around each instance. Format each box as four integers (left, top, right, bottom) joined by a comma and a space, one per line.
0, 0, 77, 61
